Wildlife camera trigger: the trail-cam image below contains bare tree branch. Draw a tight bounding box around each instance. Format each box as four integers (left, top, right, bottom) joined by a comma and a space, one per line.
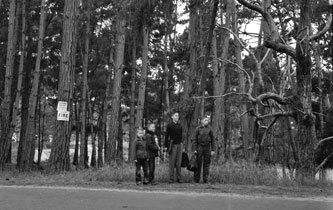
256, 92, 291, 105
237, 0, 280, 42
309, 15, 333, 41
216, 58, 253, 93
315, 136, 333, 149
315, 152, 333, 173
237, 0, 297, 59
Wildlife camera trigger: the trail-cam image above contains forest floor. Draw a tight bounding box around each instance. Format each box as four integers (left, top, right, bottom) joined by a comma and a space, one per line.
5, 142, 333, 200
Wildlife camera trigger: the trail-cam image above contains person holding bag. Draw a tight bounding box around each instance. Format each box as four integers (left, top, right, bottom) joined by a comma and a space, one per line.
192, 116, 216, 184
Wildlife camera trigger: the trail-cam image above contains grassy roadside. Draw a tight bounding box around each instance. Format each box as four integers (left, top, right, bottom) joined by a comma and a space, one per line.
1, 161, 332, 199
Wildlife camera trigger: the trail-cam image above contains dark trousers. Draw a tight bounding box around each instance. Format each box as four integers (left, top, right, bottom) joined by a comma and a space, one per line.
169, 143, 182, 182
194, 145, 211, 182
148, 157, 156, 182
136, 158, 149, 183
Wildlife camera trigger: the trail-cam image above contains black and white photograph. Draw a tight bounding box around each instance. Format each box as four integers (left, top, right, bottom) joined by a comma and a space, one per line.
0, 0, 333, 209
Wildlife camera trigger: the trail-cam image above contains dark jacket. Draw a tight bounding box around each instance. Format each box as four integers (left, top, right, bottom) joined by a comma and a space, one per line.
192, 125, 216, 151
134, 137, 148, 160
146, 130, 159, 158
164, 121, 182, 149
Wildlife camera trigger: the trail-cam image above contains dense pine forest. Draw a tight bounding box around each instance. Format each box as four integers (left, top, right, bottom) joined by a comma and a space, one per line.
0, 0, 332, 183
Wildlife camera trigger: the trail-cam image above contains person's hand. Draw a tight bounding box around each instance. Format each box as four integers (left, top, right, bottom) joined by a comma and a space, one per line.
194, 150, 197, 154
211, 151, 215, 156
134, 159, 137, 163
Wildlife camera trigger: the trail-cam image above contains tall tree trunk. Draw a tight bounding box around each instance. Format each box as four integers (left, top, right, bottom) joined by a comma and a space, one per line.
49, 0, 79, 171
87, 88, 97, 167
105, 15, 126, 164
181, 0, 200, 152
97, 110, 104, 167
103, 48, 113, 163
117, 105, 123, 162
198, 0, 219, 99
135, 25, 149, 129
232, 0, 249, 160
79, 0, 91, 168
73, 101, 79, 165
128, 36, 136, 162
294, 0, 316, 179
0, 0, 17, 168
17, 37, 33, 166
163, 33, 170, 113
8, 0, 26, 164
212, 0, 231, 162
19, 0, 46, 171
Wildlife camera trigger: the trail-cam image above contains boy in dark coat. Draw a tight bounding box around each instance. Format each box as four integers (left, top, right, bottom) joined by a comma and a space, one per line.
164, 111, 183, 183
192, 116, 216, 183
134, 127, 149, 185
146, 123, 160, 185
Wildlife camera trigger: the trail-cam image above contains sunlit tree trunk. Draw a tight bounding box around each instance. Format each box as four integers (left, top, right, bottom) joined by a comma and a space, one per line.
9, 0, 26, 164
163, 33, 170, 113
135, 24, 149, 129
0, 0, 17, 168
49, 0, 79, 171
87, 89, 96, 167
106, 14, 126, 164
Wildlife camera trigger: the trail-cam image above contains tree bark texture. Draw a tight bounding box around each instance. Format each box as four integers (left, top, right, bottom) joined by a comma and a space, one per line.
79, 0, 91, 168
181, 0, 200, 152
232, 0, 250, 160
0, 0, 16, 168
129, 36, 137, 162
49, 0, 79, 171
106, 15, 126, 164
294, 0, 317, 178
19, 0, 46, 171
135, 25, 149, 129
212, 0, 232, 161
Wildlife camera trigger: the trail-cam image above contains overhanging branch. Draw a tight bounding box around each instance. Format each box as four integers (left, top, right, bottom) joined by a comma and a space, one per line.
309, 15, 332, 41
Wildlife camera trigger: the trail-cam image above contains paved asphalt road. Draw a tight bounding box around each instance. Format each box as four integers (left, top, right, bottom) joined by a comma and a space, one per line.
0, 185, 333, 210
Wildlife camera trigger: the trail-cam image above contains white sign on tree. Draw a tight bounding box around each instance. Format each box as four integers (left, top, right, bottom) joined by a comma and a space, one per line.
57, 101, 69, 121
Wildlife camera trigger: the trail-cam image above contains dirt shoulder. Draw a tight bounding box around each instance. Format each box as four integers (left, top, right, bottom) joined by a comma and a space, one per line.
1, 177, 332, 199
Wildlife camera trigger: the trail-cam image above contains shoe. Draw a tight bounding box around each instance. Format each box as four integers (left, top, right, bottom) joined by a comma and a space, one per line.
203, 180, 208, 184
177, 179, 183, 183
192, 180, 199, 184
143, 181, 148, 185
136, 181, 141, 185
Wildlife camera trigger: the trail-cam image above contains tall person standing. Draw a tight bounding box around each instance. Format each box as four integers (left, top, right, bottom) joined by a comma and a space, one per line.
164, 111, 183, 183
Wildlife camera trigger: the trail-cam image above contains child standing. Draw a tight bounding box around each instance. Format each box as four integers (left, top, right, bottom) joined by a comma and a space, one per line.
146, 123, 160, 185
192, 116, 216, 184
134, 127, 149, 185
